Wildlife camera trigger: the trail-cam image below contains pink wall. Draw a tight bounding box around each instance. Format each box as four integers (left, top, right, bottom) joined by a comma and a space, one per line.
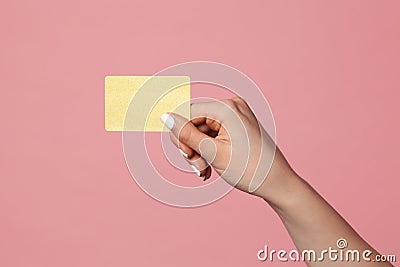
1, 0, 399, 266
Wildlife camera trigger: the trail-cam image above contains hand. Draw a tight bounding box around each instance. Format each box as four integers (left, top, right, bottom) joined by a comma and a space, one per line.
161, 97, 295, 198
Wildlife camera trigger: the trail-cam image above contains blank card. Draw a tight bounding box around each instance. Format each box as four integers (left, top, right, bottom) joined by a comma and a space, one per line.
105, 76, 190, 131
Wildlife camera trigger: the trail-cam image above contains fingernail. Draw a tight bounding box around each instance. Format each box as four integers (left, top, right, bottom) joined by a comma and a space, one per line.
190, 165, 201, 177
178, 149, 188, 158
160, 113, 174, 130
200, 175, 207, 181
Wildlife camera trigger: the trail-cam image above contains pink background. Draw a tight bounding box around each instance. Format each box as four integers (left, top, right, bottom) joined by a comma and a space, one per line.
1, 0, 399, 266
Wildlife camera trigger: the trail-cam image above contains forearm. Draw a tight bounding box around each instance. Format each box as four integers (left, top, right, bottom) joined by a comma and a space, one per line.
257, 162, 392, 266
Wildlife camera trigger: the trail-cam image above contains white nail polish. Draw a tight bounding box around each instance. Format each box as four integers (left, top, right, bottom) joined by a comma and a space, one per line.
160, 113, 174, 130
178, 149, 188, 158
190, 165, 201, 177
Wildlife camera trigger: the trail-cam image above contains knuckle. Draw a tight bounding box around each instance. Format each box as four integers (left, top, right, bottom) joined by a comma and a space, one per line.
232, 96, 245, 103
232, 97, 250, 113
221, 98, 249, 117
232, 96, 248, 108
221, 99, 235, 107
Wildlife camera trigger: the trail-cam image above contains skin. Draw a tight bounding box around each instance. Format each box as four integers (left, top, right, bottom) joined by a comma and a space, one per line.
164, 97, 393, 266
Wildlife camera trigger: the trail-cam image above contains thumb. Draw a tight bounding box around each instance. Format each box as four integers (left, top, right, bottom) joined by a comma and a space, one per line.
160, 113, 218, 163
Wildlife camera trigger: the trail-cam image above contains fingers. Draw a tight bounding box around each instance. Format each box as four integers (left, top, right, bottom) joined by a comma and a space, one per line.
186, 153, 212, 181
169, 130, 212, 180
190, 100, 243, 140
168, 132, 194, 159
194, 121, 219, 138
161, 113, 220, 164
167, 122, 216, 159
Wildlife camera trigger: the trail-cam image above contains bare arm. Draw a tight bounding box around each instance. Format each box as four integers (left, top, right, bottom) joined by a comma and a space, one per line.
257, 150, 392, 266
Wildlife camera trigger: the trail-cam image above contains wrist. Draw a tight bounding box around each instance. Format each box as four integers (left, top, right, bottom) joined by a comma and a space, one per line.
251, 148, 317, 214
255, 164, 314, 214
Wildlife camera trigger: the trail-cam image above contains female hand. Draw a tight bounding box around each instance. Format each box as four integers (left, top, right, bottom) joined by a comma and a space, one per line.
161, 97, 294, 199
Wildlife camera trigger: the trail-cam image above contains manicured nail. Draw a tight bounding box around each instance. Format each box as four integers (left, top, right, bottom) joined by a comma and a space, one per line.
190, 165, 201, 177
160, 113, 174, 130
179, 149, 188, 158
